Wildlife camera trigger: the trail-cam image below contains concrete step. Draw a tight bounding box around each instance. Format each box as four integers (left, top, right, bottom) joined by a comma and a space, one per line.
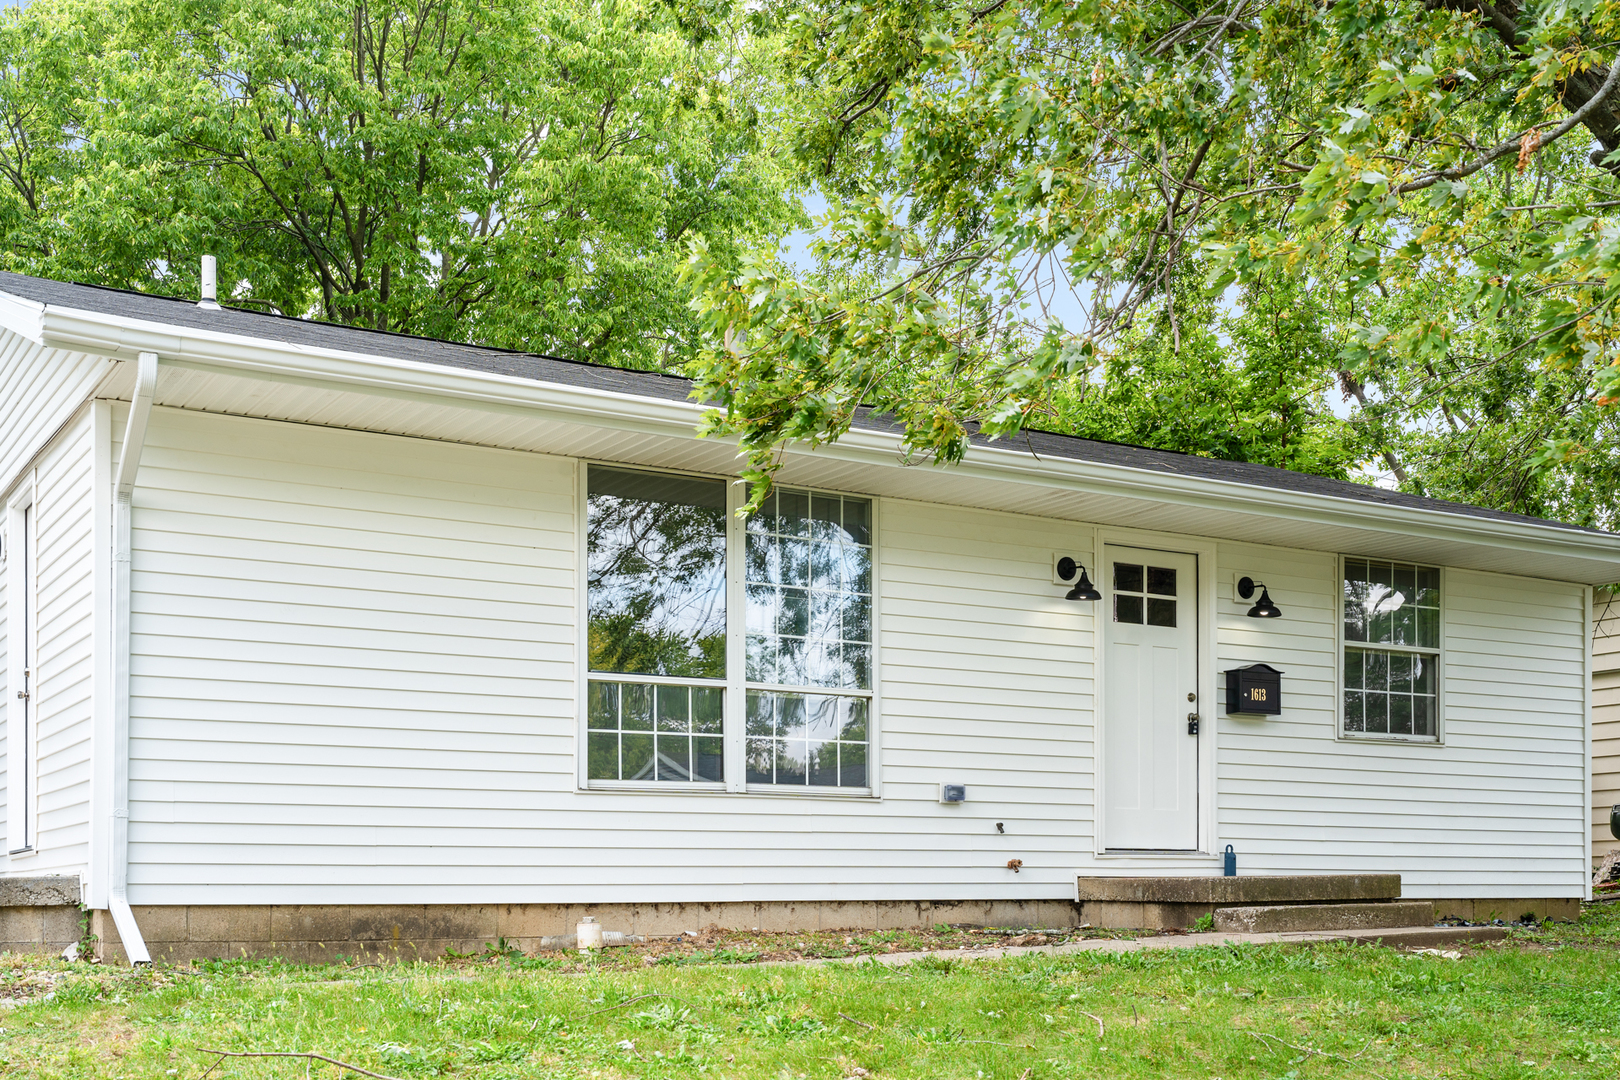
1319, 924, 1506, 948
1075, 873, 1401, 906
1215, 900, 1436, 934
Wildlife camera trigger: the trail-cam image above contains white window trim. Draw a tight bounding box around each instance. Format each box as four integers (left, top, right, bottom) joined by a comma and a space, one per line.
5, 473, 38, 856
574, 459, 881, 798
1334, 555, 1446, 746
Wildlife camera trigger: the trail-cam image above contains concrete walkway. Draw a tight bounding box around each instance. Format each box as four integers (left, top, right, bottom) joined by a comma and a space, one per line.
784, 924, 1507, 970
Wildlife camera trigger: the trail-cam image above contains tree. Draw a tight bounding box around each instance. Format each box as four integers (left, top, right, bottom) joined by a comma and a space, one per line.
1050, 274, 1359, 478
685, 0, 1620, 525
0, 0, 800, 369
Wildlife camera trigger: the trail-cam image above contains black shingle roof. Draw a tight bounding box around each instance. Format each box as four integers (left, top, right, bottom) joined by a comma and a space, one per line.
0, 271, 1603, 536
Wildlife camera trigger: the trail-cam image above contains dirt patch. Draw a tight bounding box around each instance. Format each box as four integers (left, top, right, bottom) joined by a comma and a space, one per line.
458, 923, 1152, 973
0, 964, 65, 1007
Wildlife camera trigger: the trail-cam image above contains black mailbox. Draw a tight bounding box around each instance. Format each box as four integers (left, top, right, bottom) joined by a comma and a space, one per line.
1225, 663, 1283, 715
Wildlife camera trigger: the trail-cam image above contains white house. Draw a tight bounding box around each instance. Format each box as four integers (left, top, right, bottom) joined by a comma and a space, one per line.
1, 270, 1616, 963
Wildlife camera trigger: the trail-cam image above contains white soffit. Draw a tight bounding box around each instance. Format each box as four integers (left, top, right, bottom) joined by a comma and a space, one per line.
22, 301, 1620, 586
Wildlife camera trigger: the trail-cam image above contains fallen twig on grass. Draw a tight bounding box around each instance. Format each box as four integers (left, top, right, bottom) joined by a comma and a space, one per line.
1243, 1031, 1386, 1077
191, 1048, 402, 1080
572, 993, 676, 1019
838, 1011, 875, 1029
1078, 1011, 1105, 1038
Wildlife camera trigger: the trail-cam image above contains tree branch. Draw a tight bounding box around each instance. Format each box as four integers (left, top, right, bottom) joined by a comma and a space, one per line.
190, 1048, 403, 1080
1424, 0, 1620, 161
1395, 53, 1620, 193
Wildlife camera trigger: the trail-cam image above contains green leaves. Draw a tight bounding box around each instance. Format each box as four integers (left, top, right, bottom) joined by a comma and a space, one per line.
683, 0, 1620, 525
0, 0, 800, 370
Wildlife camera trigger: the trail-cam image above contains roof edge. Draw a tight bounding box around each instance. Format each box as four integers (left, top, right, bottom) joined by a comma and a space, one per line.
21, 290, 1620, 575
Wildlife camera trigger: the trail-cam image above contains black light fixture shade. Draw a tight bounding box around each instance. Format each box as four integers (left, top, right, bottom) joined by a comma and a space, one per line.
1057, 556, 1102, 602
1067, 568, 1103, 602
1237, 576, 1283, 618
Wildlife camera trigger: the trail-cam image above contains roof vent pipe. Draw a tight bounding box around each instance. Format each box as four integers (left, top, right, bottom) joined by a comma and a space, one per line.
198, 255, 221, 310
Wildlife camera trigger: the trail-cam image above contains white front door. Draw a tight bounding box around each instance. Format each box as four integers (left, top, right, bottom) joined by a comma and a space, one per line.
1101, 545, 1199, 850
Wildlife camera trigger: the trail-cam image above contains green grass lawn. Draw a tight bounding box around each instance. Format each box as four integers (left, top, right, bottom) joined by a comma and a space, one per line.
3, 906, 1619, 1080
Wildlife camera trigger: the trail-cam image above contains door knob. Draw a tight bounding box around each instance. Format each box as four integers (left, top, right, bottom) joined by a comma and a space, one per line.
1187, 713, 1200, 735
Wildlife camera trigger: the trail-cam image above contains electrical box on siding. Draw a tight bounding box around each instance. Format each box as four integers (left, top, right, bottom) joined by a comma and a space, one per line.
938, 783, 967, 804
1225, 663, 1283, 715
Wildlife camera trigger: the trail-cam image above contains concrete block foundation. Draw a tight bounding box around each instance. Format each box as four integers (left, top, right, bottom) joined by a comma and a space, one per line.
4, 889, 1582, 964
1429, 897, 1581, 923
1075, 874, 1403, 905
0, 876, 84, 956
87, 898, 1089, 965
2, 905, 83, 956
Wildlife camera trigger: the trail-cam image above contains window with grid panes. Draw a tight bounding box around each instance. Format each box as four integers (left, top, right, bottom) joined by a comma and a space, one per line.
583, 465, 874, 791
585, 467, 729, 783
1342, 558, 1440, 741
744, 487, 872, 789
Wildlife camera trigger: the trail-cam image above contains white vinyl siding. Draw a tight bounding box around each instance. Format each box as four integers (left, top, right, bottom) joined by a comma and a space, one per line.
0, 495, 15, 852
0, 327, 111, 878
1590, 592, 1618, 863
32, 411, 97, 873
124, 410, 1096, 903
0, 329, 111, 499
1215, 543, 1588, 898
113, 405, 1591, 905
2, 408, 98, 876
126, 407, 573, 901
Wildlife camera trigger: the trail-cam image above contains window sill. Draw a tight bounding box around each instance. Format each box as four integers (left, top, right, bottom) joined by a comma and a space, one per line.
1337, 732, 1443, 746
584, 781, 726, 794
579, 782, 876, 799
743, 785, 874, 799
1092, 850, 1219, 860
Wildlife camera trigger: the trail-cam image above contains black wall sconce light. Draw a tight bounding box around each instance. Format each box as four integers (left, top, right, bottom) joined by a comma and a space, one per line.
1056, 556, 1102, 602
1237, 576, 1283, 618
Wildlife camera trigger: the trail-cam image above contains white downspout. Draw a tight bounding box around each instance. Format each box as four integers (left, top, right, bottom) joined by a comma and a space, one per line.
108, 351, 157, 965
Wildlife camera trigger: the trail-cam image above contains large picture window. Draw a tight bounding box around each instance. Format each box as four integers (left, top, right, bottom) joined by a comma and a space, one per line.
584, 465, 875, 792
1342, 558, 1440, 741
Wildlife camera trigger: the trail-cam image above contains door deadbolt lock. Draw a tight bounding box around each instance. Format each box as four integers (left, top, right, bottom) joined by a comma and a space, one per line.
1187, 713, 1200, 735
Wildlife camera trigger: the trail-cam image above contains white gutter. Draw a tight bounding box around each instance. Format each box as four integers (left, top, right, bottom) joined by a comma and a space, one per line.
23, 300, 1620, 576
107, 350, 156, 966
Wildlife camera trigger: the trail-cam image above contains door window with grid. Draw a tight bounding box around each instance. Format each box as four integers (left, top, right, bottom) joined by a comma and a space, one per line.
1342, 558, 1440, 741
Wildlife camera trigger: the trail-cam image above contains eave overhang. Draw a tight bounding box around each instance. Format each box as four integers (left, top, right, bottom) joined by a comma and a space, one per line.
11, 294, 1620, 587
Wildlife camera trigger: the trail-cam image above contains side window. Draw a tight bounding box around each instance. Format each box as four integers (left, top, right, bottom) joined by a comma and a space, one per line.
1342, 558, 1440, 741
